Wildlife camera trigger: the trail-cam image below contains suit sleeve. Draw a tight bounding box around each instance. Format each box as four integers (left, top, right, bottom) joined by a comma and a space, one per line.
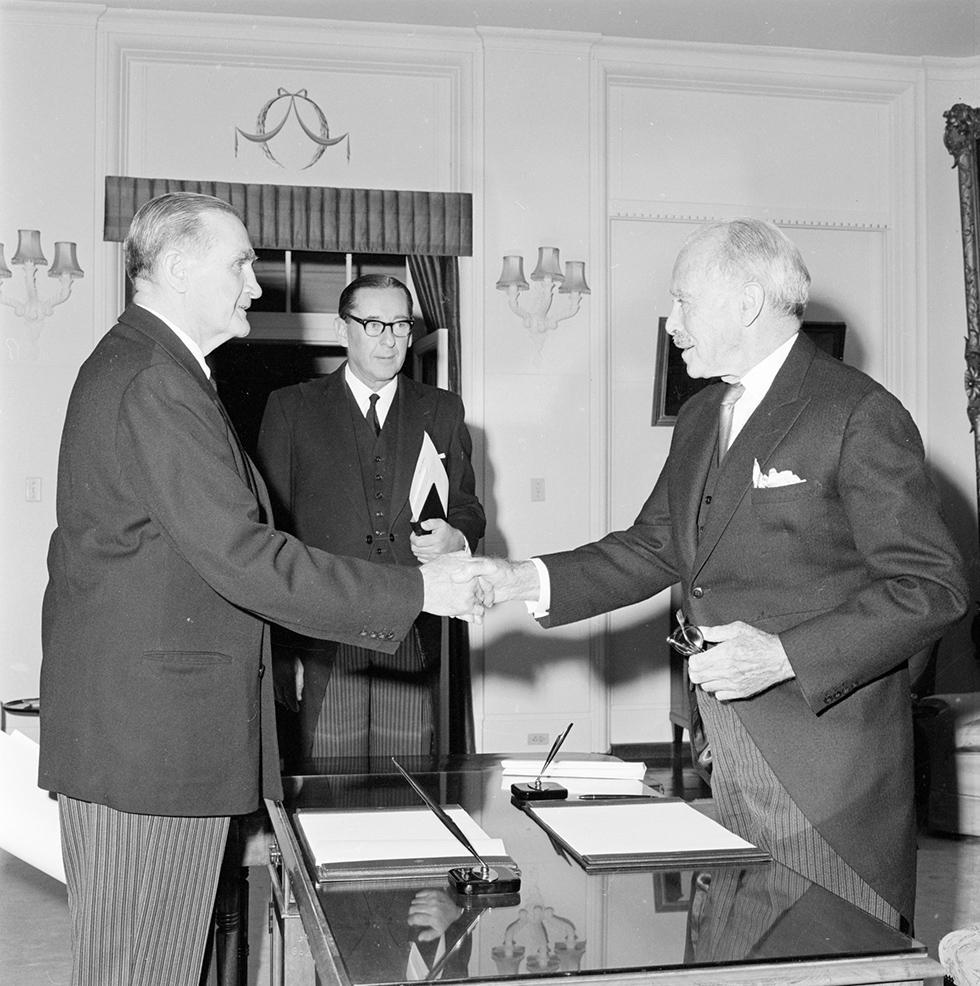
444, 396, 486, 551
536, 465, 680, 627
255, 389, 294, 528
117, 365, 422, 651
778, 387, 968, 711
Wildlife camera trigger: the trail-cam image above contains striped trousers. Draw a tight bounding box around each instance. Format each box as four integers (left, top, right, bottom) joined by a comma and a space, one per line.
59, 795, 229, 986
311, 627, 435, 758
696, 688, 901, 928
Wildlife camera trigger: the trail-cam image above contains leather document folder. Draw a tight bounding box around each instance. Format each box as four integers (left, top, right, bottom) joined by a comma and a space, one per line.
522, 798, 771, 871
294, 805, 516, 882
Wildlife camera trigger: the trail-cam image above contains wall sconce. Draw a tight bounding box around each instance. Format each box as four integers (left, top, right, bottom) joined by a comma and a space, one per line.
496, 247, 589, 341
0, 229, 84, 323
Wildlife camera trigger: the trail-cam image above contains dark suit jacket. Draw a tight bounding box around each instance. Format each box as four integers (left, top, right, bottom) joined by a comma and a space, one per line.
256, 365, 485, 747
39, 306, 423, 817
539, 333, 968, 922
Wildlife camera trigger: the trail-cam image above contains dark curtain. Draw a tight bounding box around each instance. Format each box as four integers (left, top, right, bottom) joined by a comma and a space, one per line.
408, 254, 474, 754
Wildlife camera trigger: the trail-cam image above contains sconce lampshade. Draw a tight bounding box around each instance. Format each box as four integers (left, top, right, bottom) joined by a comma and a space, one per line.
496, 254, 529, 291
49, 241, 84, 279
0, 244, 11, 279
530, 246, 564, 283
11, 229, 47, 266
559, 260, 590, 295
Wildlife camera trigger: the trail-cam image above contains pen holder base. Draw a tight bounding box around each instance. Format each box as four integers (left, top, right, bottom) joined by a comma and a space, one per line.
449, 864, 522, 898
510, 781, 568, 801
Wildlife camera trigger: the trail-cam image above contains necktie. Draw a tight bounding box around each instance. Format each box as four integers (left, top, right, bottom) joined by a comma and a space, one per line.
717, 383, 745, 464
367, 392, 382, 436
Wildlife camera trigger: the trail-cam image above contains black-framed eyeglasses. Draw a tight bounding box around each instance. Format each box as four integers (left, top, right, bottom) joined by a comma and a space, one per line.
344, 314, 414, 338
666, 622, 706, 658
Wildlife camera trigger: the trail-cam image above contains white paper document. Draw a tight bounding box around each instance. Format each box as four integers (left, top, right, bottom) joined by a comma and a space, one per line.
523, 799, 769, 870
295, 806, 510, 880
409, 432, 449, 523
500, 759, 647, 780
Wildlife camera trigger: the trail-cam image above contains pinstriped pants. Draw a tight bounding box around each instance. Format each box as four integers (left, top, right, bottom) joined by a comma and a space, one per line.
695, 688, 901, 929
59, 795, 229, 986
311, 627, 435, 758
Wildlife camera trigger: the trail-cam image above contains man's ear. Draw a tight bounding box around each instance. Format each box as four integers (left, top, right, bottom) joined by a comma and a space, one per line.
740, 282, 765, 326
159, 249, 188, 294
335, 316, 349, 348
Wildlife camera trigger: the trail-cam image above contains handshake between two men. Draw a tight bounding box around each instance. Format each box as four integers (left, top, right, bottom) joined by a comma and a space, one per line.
418, 553, 796, 703
418, 555, 538, 624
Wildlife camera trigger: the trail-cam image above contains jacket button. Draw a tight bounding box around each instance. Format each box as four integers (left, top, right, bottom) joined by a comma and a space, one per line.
692, 586, 704, 598
365, 535, 373, 544
258, 665, 265, 678
388, 533, 395, 541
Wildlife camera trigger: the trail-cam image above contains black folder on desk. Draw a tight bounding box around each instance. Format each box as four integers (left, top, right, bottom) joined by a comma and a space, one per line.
294, 805, 517, 883
523, 798, 770, 871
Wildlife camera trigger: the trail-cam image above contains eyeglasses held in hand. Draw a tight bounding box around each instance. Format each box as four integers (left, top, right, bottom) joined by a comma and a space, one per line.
345, 314, 414, 338
666, 622, 706, 657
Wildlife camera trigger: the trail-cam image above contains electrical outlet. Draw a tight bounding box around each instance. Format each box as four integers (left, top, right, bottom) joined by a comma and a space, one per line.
25, 477, 42, 502
527, 732, 549, 746
530, 477, 546, 502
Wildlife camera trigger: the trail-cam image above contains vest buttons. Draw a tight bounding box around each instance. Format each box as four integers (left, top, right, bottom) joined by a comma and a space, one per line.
375, 474, 383, 481
365, 535, 374, 544
704, 495, 712, 504
692, 586, 704, 598
374, 491, 384, 499
374, 455, 382, 463
389, 533, 395, 541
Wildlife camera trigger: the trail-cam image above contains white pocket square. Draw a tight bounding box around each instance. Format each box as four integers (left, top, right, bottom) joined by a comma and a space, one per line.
753, 458, 806, 489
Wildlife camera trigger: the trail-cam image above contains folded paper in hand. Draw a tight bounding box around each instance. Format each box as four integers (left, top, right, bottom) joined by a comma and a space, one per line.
410, 432, 449, 527
752, 458, 806, 489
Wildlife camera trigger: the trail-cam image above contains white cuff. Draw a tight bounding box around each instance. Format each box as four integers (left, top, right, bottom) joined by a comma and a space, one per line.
524, 557, 551, 618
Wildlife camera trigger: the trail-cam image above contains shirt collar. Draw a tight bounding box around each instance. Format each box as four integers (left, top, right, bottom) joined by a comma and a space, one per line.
737, 332, 799, 401
136, 304, 211, 379
344, 363, 399, 425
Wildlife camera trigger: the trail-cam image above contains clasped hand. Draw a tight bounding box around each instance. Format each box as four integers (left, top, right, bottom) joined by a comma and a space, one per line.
686, 620, 795, 701
419, 552, 497, 623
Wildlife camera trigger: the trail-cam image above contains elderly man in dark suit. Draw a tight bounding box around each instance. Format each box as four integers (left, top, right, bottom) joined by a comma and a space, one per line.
482, 217, 968, 932
39, 192, 489, 986
256, 274, 485, 760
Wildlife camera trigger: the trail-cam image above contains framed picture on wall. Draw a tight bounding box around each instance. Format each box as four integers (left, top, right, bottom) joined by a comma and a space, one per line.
651, 319, 846, 426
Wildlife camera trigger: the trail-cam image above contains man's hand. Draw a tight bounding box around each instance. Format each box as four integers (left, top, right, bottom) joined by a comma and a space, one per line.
476, 558, 541, 605
419, 552, 496, 623
687, 621, 795, 701
406, 888, 463, 941
410, 518, 466, 562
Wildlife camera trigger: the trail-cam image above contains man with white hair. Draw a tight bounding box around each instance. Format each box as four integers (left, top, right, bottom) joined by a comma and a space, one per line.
483, 217, 968, 933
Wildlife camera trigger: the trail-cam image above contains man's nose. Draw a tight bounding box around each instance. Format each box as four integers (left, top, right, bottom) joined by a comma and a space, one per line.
245, 265, 262, 299
665, 301, 681, 335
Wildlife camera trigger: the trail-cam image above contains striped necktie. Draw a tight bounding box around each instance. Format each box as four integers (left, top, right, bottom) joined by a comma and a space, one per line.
717, 383, 745, 464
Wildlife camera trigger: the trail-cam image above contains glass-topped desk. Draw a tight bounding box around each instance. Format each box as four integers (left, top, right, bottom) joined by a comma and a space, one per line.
264, 756, 943, 986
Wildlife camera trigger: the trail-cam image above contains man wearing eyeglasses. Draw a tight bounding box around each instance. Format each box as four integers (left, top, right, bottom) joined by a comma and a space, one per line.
481, 218, 968, 935
257, 274, 485, 761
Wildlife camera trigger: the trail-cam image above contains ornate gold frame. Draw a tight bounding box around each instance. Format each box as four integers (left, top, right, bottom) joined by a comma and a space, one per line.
944, 102, 980, 507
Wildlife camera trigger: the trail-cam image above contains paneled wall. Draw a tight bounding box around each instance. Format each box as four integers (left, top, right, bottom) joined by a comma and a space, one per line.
1, 2, 978, 750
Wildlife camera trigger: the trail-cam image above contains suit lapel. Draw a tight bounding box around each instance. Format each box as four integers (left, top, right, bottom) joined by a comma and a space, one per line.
691, 335, 816, 579
317, 366, 370, 521
390, 377, 427, 525
120, 305, 257, 487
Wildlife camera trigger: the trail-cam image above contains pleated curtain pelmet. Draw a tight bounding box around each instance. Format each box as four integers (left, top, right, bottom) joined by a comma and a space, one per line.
103, 176, 473, 256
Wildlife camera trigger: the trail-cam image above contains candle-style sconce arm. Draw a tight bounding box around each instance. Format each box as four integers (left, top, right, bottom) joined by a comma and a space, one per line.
497, 248, 589, 344
0, 231, 84, 358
